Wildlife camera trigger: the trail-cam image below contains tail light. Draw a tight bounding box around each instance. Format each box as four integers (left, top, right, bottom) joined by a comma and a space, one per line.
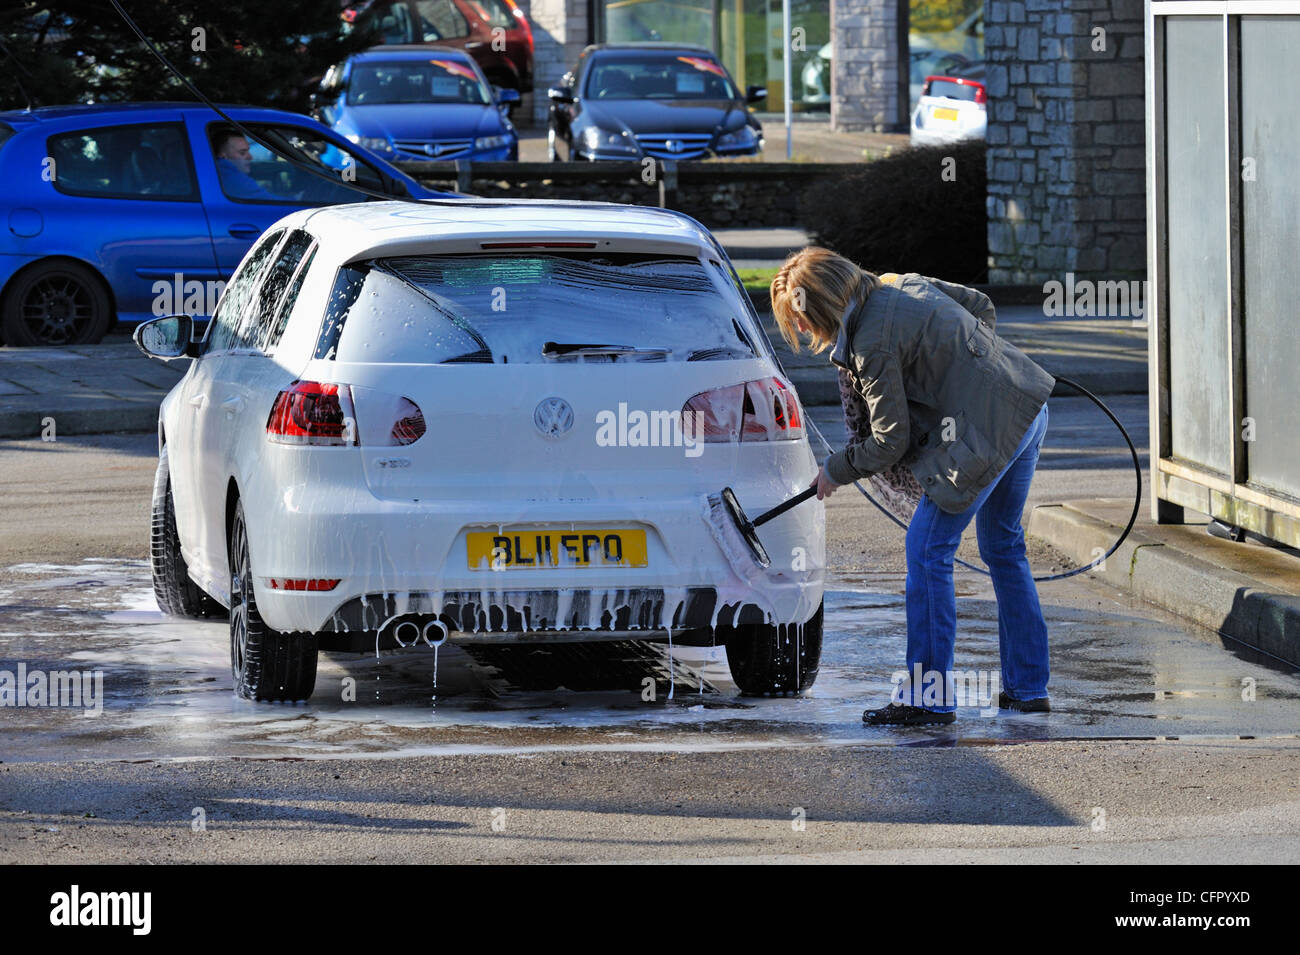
682, 377, 804, 443
267, 381, 357, 446
267, 381, 426, 447
973, 83, 987, 107
390, 398, 426, 445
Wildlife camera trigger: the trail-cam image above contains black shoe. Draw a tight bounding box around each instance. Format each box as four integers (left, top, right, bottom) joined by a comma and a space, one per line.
999, 691, 1050, 713
862, 703, 956, 726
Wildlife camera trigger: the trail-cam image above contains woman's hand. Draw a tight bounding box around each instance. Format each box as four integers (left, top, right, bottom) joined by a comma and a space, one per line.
813, 466, 840, 501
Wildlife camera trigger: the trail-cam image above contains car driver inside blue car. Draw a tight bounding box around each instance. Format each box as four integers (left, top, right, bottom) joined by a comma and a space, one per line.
212, 130, 280, 202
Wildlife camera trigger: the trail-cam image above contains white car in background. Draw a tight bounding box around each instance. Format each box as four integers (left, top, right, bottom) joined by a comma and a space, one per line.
136, 200, 825, 702
910, 73, 987, 146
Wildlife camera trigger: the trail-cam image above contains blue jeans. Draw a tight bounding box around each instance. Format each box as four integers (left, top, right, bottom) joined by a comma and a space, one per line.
900, 402, 1050, 712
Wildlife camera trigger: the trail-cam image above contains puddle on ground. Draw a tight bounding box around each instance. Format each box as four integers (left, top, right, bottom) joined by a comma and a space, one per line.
0, 559, 1296, 763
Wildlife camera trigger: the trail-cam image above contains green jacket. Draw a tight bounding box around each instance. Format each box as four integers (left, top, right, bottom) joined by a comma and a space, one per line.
824, 273, 1056, 514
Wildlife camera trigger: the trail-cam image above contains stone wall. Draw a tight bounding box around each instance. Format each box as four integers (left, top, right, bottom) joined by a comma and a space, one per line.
517, 0, 591, 127
395, 161, 856, 229
984, 0, 1147, 284
831, 0, 905, 132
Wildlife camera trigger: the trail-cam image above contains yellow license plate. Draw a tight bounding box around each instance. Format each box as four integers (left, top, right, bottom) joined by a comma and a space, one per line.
933, 107, 959, 121
467, 529, 648, 570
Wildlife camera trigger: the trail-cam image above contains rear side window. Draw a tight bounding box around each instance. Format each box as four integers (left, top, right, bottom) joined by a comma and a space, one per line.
0, 124, 16, 153
315, 253, 758, 364
265, 244, 317, 353
206, 230, 284, 353
47, 123, 198, 200
250, 230, 317, 353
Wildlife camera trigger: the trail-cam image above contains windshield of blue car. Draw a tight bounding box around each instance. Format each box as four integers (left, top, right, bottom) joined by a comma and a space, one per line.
585, 55, 739, 100
348, 60, 491, 106
316, 253, 759, 364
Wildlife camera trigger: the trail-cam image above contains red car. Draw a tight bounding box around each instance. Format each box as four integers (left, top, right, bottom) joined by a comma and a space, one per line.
341, 0, 533, 93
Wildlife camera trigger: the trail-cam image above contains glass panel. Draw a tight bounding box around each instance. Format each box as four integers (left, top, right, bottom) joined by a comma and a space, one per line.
207, 231, 283, 353
265, 246, 316, 354
1240, 16, 1300, 498
208, 123, 386, 204
248, 231, 316, 353
48, 123, 197, 200
1164, 16, 1230, 474
349, 58, 491, 105
909, 0, 984, 108
416, 0, 470, 39
319, 253, 757, 365
585, 52, 738, 100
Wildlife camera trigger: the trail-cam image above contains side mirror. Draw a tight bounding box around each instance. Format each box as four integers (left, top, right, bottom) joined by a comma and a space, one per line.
547, 86, 574, 104
134, 314, 198, 361
746, 85, 768, 105
494, 86, 521, 105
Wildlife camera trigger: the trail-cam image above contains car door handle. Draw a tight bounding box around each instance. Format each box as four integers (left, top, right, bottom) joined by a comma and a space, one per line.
465, 40, 483, 48
228, 224, 261, 239
188, 394, 206, 408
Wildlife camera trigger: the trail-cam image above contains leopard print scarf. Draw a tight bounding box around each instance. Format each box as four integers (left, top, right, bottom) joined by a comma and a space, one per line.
836, 366, 924, 523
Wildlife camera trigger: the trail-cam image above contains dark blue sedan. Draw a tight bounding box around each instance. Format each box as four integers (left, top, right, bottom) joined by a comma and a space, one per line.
0, 102, 446, 345
311, 47, 520, 163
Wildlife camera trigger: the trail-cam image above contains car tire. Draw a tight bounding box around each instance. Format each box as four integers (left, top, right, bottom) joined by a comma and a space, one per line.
0, 259, 112, 346
150, 446, 221, 619
724, 600, 823, 696
229, 499, 317, 702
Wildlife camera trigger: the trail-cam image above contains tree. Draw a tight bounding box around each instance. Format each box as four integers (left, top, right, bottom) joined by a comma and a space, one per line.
0, 1, 374, 112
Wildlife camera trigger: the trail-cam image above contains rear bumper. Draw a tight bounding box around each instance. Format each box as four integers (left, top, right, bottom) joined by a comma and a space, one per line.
314, 585, 795, 652
240, 454, 824, 637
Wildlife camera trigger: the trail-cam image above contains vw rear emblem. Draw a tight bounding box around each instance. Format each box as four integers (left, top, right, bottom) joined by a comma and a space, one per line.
534, 397, 574, 438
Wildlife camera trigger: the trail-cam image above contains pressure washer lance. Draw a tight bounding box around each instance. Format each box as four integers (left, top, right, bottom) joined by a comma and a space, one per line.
708, 485, 819, 570
707, 375, 1142, 583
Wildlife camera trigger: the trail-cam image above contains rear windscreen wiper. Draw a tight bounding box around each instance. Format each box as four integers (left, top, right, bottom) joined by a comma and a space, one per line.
541, 342, 673, 359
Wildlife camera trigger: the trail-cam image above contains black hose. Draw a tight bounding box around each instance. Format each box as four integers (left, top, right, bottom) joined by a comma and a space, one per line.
811, 376, 1143, 582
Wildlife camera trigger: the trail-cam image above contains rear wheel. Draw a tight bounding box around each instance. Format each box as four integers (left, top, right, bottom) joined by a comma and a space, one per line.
724, 601, 823, 696
229, 499, 317, 702
150, 446, 220, 618
1, 260, 112, 346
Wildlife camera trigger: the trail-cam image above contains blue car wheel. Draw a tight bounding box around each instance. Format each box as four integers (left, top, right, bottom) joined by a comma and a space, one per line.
1, 260, 113, 347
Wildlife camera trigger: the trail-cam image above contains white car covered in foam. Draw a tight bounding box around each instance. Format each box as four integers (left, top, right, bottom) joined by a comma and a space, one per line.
135, 199, 825, 702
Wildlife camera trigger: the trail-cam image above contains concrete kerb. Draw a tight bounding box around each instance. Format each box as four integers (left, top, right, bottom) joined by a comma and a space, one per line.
1028, 502, 1300, 667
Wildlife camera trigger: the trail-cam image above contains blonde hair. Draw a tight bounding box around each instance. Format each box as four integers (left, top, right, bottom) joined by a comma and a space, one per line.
770, 247, 877, 354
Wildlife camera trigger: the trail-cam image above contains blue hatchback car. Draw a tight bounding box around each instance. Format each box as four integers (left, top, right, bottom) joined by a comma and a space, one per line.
0, 102, 447, 345
311, 47, 519, 163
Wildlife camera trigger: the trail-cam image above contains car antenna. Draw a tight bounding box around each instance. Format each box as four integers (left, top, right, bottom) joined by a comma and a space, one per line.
107, 0, 467, 208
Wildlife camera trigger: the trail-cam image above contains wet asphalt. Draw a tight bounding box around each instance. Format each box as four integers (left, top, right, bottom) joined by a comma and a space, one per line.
1, 394, 1298, 862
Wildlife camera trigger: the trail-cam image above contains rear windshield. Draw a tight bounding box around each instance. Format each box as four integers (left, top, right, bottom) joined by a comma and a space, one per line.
315, 252, 759, 364
928, 79, 980, 101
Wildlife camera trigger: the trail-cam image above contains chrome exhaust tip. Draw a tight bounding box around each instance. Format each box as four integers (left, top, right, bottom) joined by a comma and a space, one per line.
393, 620, 421, 647
422, 619, 449, 647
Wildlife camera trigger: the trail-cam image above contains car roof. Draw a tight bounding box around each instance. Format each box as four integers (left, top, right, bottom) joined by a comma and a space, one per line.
581, 42, 717, 58
0, 102, 323, 129
351, 45, 477, 63
287, 199, 720, 263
